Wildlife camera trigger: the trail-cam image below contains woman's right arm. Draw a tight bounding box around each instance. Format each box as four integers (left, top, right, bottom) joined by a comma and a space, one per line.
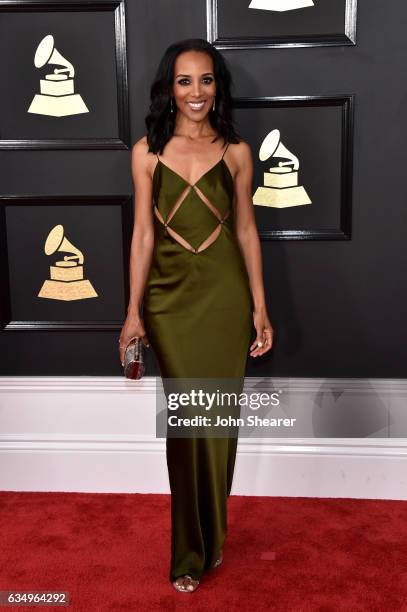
119, 137, 155, 362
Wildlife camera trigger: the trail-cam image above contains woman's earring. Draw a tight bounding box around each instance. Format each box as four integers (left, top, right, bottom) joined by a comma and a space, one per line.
212, 97, 216, 112
170, 97, 174, 113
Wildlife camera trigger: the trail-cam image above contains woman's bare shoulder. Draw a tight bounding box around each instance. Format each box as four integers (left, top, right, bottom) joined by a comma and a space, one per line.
226, 140, 253, 174
132, 135, 150, 157
131, 136, 156, 175
228, 139, 252, 159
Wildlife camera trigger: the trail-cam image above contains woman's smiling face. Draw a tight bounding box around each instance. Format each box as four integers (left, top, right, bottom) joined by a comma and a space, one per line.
172, 50, 216, 121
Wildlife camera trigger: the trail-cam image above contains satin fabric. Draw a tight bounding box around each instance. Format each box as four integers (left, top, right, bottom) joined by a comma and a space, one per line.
143, 150, 253, 582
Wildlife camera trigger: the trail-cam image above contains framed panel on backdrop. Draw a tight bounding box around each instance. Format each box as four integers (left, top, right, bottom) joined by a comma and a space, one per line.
0, 195, 133, 331
233, 95, 354, 240
0, 0, 130, 149
207, 0, 358, 49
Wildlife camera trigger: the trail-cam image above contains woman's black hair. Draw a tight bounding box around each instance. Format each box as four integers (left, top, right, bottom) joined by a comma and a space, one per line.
145, 38, 242, 154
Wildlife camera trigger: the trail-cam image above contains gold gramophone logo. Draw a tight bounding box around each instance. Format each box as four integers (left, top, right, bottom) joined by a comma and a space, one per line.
252, 129, 311, 208
38, 224, 97, 301
249, 0, 314, 11
28, 34, 89, 117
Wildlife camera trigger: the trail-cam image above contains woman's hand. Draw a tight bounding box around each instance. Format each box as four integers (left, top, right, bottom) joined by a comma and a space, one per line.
249, 308, 274, 358
118, 314, 150, 367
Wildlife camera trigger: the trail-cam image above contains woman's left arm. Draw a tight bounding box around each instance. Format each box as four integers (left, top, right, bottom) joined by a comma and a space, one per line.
232, 141, 274, 358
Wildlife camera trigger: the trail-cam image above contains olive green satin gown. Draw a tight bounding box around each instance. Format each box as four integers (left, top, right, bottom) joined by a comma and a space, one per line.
143, 142, 253, 582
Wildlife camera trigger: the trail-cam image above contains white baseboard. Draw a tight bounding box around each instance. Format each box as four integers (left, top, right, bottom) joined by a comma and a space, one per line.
0, 376, 406, 499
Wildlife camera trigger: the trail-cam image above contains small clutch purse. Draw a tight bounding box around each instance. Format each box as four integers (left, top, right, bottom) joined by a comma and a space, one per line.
122, 336, 146, 380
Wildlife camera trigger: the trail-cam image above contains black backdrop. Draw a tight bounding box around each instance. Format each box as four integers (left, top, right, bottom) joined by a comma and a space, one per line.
0, 0, 405, 378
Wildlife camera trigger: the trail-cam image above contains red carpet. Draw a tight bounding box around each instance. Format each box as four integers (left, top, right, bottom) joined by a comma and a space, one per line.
1, 492, 407, 611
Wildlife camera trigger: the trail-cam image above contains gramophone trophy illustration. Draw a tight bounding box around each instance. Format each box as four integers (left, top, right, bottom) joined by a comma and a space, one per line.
38, 224, 97, 301
249, 0, 314, 11
28, 34, 89, 117
252, 129, 311, 208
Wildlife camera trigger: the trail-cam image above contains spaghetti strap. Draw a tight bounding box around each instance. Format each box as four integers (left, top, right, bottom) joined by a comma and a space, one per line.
221, 143, 230, 159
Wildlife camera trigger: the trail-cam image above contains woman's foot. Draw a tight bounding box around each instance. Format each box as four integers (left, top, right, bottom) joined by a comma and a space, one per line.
213, 548, 223, 568
172, 575, 200, 593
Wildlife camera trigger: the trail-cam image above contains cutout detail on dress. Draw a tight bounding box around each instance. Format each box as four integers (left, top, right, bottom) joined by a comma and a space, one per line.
153, 143, 231, 254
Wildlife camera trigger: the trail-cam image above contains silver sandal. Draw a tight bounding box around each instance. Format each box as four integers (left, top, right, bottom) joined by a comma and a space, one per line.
213, 548, 223, 568
172, 574, 200, 593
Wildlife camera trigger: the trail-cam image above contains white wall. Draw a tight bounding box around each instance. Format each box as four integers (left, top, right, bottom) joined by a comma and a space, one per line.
0, 376, 406, 499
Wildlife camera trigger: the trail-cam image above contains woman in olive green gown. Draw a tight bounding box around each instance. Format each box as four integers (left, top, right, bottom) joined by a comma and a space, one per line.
120, 38, 274, 593
143, 139, 253, 584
